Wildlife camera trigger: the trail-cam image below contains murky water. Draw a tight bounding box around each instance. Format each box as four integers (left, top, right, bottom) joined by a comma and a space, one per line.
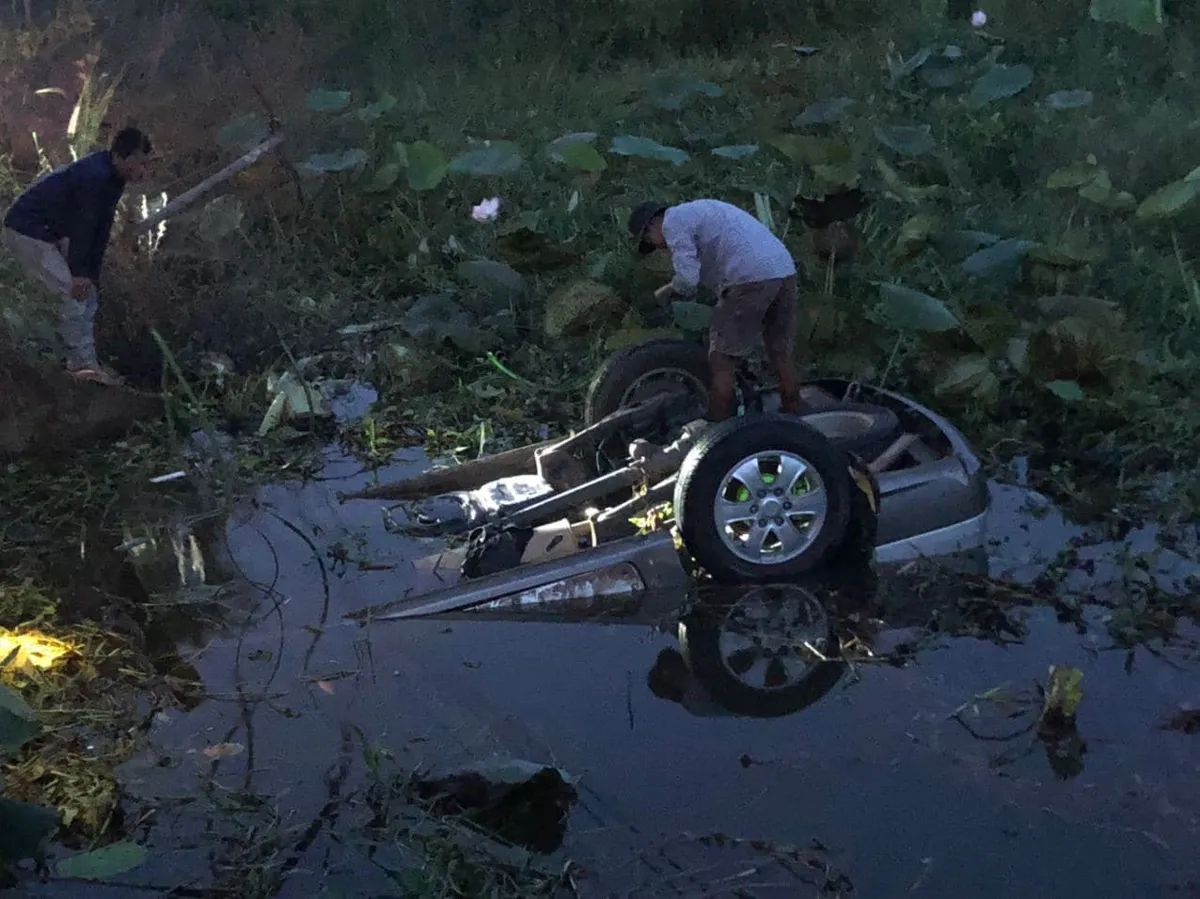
24, 443, 1200, 898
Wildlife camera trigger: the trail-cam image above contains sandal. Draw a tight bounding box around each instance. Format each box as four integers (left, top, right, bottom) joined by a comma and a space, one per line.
67, 366, 124, 387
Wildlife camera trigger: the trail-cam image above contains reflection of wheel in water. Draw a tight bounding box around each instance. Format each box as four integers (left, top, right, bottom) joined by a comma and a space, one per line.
679, 582, 845, 718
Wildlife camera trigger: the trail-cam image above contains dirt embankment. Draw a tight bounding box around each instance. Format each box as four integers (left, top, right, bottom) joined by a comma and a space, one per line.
0, 339, 163, 461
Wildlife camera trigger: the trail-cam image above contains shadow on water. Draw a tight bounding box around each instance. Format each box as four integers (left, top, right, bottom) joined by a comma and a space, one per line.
20, 445, 1200, 898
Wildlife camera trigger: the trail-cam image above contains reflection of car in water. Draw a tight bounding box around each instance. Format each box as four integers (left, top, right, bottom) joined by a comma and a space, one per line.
376, 546, 991, 721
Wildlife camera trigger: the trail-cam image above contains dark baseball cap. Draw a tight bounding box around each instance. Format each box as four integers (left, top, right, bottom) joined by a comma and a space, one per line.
627, 201, 667, 254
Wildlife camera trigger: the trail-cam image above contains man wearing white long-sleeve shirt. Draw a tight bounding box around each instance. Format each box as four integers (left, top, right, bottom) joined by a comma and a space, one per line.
628, 198, 806, 421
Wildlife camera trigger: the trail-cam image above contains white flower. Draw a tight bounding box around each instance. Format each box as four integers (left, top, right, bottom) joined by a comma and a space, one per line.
471, 197, 501, 222
970, 9, 988, 27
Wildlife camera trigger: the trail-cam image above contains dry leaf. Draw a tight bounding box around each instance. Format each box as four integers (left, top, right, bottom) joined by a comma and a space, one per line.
202, 742, 245, 759
316, 681, 335, 695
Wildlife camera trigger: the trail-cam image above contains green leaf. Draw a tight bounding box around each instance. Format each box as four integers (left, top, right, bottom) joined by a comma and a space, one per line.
935, 354, 993, 395
1089, 0, 1164, 36
967, 64, 1034, 108
300, 149, 366, 174
1046, 379, 1085, 401
215, 114, 269, 153
609, 135, 689, 166
1007, 337, 1030, 374
1044, 89, 1094, 110
546, 132, 598, 159
931, 230, 1000, 262
363, 162, 401, 193
1045, 162, 1105, 191
874, 282, 959, 332
406, 141, 448, 191
711, 144, 760, 160
670, 301, 713, 332
794, 98, 854, 126
1134, 179, 1200, 221
448, 141, 525, 177
56, 841, 148, 879
552, 142, 607, 172
961, 238, 1036, 279
919, 58, 962, 89
306, 88, 352, 113
0, 798, 58, 865
356, 94, 397, 121
645, 72, 724, 110
0, 682, 38, 753
457, 259, 527, 294
875, 125, 935, 157
893, 213, 941, 262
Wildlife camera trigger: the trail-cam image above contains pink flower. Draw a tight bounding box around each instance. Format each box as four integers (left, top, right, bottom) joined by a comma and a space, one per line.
970, 9, 988, 27
471, 197, 501, 222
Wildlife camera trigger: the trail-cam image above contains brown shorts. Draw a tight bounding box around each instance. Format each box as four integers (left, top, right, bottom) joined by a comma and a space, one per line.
708, 275, 798, 359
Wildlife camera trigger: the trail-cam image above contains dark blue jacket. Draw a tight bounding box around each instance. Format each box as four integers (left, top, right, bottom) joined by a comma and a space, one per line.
3, 150, 126, 280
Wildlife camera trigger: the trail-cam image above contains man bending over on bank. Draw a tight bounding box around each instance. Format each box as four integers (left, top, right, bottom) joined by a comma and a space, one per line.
3, 126, 152, 386
627, 198, 807, 421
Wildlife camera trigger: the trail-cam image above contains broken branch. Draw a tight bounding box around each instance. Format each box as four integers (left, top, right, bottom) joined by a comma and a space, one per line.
134, 133, 284, 234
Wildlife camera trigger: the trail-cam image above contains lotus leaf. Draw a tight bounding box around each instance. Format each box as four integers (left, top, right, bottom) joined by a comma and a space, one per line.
0, 682, 38, 753
551, 142, 607, 172
1135, 178, 1200, 221
405, 141, 449, 191
1088, 0, 1163, 35
301, 149, 367, 174
1047, 380, 1085, 401
893, 213, 942, 262
875, 125, 935, 157
711, 144, 760, 160
457, 259, 527, 294
874, 283, 959, 332
794, 98, 854, 127
0, 798, 58, 866
448, 141, 524, 177
609, 136, 689, 166
216, 113, 269, 153
356, 94, 397, 120
961, 238, 1036, 279
306, 88, 351, 113
56, 841, 148, 879
935, 354, 996, 397
1045, 89, 1094, 110
645, 72, 724, 111
967, 64, 1034, 108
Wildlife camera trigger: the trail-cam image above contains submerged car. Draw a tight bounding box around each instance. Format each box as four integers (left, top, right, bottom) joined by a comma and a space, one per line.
341, 338, 990, 620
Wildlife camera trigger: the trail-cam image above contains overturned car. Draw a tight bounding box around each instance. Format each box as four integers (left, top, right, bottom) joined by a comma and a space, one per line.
342, 339, 990, 621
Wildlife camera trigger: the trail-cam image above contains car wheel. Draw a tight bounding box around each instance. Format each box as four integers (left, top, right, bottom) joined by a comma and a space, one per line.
583, 339, 711, 459
675, 413, 854, 583
678, 582, 845, 718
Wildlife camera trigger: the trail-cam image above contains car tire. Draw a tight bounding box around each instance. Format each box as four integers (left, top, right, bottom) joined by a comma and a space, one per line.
675, 413, 854, 583
802, 403, 901, 462
584, 338, 711, 426
678, 582, 846, 718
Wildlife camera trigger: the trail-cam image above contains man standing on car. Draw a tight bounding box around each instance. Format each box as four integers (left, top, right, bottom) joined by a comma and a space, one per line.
3, 126, 152, 385
627, 198, 807, 421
